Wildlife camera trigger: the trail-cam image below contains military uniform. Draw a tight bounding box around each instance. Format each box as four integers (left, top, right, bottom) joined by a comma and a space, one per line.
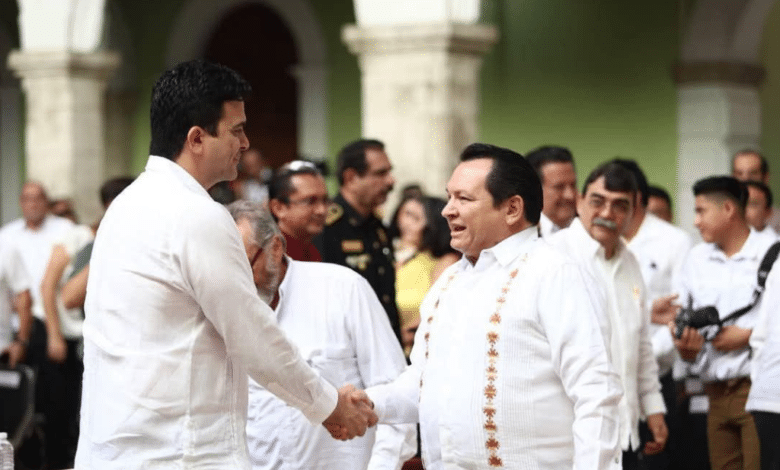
319, 193, 401, 343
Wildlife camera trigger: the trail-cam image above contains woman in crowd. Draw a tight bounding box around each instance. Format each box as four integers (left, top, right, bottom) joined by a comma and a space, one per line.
389, 194, 459, 355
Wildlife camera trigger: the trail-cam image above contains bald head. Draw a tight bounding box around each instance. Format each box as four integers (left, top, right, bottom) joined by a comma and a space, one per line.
20, 181, 49, 228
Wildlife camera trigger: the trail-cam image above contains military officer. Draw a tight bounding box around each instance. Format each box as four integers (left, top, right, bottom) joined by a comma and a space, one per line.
319, 139, 401, 342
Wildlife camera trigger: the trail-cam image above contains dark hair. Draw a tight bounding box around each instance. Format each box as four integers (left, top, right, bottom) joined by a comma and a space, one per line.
648, 185, 672, 210
525, 146, 574, 184
459, 143, 542, 224
609, 158, 649, 207
744, 180, 773, 209
582, 162, 638, 199
336, 139, 384, 185
693, 176, 748, 213
733, 149, 769, 177
149, 60, 252, 160
389, 195, 456, 258
100, 177, 135, 207
269, 160, 323, 204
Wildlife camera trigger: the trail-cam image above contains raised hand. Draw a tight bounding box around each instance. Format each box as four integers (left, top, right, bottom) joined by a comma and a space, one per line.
651, 294, 680, 325
322, 384, 377, 440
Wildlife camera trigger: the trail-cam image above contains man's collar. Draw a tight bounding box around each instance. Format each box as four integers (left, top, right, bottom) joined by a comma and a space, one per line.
146, 155, 211, 198
709, 227, 763, 261
334, 192, 375, 226
465, 226, 538, 269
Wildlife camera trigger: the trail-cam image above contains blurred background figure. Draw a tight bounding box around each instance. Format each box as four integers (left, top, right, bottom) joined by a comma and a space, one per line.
49, 199, 78, 224
388, 194, 458, 355
233, 148, 271, 204
744, 181, 778, 240
647, 186, 673, 223
268, 160, 328, 262
525, 146, 578, 237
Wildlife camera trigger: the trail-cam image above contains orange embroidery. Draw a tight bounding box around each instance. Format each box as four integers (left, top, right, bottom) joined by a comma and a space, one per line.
482, 263, 524, 468
419, 273, 457, 399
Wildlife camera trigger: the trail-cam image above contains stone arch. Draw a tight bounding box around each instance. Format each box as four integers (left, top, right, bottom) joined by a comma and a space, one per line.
165, 0, 329, 161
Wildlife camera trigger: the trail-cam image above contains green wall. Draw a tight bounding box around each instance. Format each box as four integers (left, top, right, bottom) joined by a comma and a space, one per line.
115, 0, 360, 175
760, 1, 780, 199
479, 0, 681, 194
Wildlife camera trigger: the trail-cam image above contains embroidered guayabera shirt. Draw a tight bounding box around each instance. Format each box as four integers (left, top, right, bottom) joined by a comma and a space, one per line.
246, 259, 415, 470
75, 156, 338, 469
368, 228, 623, 470
549, 218, 666, 451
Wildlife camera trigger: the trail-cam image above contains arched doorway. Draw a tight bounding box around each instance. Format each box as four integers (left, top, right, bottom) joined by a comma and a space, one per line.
204, 3, 299, 169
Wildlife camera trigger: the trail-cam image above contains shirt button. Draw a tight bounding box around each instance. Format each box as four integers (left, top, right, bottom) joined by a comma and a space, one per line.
378, 266, 385, 275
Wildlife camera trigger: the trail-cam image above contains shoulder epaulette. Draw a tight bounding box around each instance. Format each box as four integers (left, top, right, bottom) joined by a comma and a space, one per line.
326, 203, 344, 226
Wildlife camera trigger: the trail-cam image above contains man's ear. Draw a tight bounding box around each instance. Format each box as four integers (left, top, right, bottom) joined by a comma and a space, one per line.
269, 199, 285, 220
185, 126, 207, 155
504, 195, 525, 226
342, 168, 358, 188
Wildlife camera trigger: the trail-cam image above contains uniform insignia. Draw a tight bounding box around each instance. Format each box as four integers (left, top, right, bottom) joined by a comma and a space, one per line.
633, 286, 641, 301
341, 239, 364, 253
326, 203, 343, 226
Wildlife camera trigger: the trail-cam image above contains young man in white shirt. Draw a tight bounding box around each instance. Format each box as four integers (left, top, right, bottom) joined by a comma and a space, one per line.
356, 143, 622, 470
547, 162, 668, 470
525, 145, 578, 237
673, 176, 774, 470
229, 200, 415, 470
75, 60, 374, 469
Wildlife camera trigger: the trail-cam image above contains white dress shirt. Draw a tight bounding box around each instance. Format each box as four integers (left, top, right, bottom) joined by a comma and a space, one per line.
368, 227, 623, 470
676, 229, 778, 382
549, 218, 666, 451
76, 156, 338, 469
626, 213, 693, 375
0, 245, 29, 349
747, 265, 780, 413
247, 259, 415, 470
538, 212, 564, 238
0, 215, 74, 320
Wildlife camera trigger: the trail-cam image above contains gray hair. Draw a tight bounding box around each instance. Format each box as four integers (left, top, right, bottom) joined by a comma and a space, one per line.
227, 199, 283, 248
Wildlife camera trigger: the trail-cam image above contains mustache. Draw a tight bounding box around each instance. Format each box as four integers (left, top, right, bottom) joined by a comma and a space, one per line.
592, 217, 617, 230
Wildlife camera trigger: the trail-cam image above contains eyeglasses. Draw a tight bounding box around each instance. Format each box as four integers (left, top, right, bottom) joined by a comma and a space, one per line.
287, 195, 329, 207
248, 235, 275, 267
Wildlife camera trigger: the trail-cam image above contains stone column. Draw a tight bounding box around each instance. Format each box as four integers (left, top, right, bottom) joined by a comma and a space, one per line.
342, 23, 497, 206
8, 50, 120, 222
674, 62, 764, 234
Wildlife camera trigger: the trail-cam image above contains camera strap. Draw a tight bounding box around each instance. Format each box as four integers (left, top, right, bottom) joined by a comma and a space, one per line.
718, 241, 780, 326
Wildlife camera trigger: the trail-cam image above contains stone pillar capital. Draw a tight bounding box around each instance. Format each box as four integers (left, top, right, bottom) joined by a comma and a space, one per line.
342, 22, 498, 57
672, 61, 765, 88
8, 50, 120, 82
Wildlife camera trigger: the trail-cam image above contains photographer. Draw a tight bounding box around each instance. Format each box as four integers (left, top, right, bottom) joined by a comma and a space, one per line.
672, 176, 778, 470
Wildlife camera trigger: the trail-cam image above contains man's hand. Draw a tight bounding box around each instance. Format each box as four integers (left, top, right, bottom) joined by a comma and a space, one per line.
47, 334, 67, 363
669, 323, 704, 362
322, 384, 377, 440
643, 413, 668, 455
711, 325, 751, 352
651, 294, 680, 325
1, 341, 25, 367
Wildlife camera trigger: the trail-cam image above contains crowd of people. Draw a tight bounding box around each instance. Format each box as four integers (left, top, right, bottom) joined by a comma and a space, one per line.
0, 58, 778, 470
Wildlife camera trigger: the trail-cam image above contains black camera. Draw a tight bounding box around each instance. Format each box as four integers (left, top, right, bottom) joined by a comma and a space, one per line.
674, 295, 721, 339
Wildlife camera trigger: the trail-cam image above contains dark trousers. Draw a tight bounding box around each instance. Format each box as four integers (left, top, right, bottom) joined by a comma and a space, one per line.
23, 318, 83, 469
672, 380, 710, 470
624, 448, 640, 470
751, 411, 780, 470
640, 371, 678, 470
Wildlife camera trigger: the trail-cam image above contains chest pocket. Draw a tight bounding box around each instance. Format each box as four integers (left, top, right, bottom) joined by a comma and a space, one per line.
308, 346, 360, 387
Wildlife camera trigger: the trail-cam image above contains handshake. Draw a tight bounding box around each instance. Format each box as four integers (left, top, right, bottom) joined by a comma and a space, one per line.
322, 384, 378, 440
